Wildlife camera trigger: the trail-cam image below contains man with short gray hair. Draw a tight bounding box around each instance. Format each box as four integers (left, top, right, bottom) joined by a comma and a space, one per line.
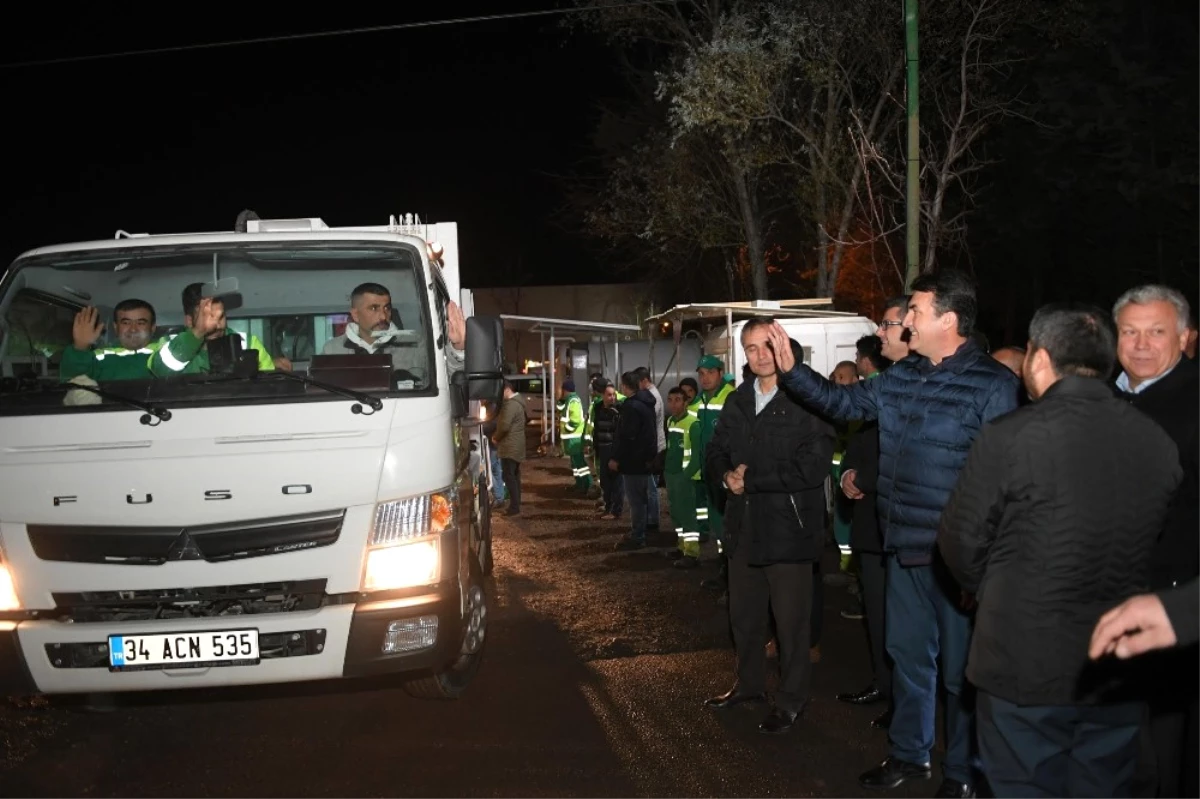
940, 302, 1182, 798
1111, 282, 1198, 799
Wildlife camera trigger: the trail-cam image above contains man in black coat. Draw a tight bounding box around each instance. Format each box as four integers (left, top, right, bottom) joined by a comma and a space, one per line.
609, 371, 658, 551
703, 318, 835, 735
836, 330, 901, 730
1110, 283, 1200, 799
938, 303, 1183, 798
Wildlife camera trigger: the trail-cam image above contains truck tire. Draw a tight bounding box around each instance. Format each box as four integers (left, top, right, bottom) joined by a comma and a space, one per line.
402, 559, 488, 700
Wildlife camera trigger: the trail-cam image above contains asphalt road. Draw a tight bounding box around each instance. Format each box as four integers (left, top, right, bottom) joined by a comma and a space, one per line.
0, 455, 953, 797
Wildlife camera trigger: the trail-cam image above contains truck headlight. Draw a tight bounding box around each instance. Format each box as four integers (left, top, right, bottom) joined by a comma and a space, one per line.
362, 489, 456, 591
364, 540, 440, 592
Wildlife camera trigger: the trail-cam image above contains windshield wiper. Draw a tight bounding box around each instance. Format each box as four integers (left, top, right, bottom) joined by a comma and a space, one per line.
8, 381, 173, 426
262, 370, 385, 415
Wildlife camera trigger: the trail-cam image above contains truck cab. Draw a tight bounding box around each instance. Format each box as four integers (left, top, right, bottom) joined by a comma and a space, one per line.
0, 214, 503, 700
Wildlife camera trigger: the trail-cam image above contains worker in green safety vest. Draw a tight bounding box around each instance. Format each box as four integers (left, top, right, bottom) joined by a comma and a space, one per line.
60, 301, 163, 382
664, 386, 702, 569
692, 354, 736, 594
149, 283, 280, 376
558, 379, 590, 493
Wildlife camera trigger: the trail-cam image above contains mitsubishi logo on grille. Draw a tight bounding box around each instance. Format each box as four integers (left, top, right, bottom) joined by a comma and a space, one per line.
166, 531, 203, 561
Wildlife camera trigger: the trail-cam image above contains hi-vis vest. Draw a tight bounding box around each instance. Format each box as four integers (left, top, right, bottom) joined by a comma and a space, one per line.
559, 393, 585, 440
665, 413, 700, 478
691, 381, 735, 480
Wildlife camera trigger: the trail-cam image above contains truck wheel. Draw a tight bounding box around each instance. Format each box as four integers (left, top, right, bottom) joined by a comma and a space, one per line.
402, 560, 488, 700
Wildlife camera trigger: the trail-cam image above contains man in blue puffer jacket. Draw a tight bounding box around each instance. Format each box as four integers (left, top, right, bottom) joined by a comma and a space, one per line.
769, 270, 1020, 797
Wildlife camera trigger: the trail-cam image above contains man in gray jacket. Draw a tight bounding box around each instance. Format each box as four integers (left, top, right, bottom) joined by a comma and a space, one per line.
323, 282, 465, 383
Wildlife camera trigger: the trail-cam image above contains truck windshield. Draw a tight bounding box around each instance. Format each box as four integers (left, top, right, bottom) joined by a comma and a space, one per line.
0, 243, 436, 415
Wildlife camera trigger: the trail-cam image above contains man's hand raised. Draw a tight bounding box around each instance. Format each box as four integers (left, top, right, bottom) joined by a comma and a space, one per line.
72, 306, 105, 350
447, 300, 466, 351
190, 298, 223, 340
767, 322, 795, 373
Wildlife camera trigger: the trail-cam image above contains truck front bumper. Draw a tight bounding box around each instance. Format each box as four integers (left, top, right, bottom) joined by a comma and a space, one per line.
0, 587, 462, 695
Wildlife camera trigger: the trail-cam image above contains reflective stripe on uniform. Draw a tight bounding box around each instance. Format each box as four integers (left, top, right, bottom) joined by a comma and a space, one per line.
95, 347, 154, 360
158, 335, 189, 371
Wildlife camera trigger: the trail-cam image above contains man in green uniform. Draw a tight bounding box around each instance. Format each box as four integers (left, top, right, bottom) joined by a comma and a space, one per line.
692, 354, 736, 593
150, 283, 277, 376
60, 300, 161, 381
558, 379, 590, 493
664, 387, 702, 568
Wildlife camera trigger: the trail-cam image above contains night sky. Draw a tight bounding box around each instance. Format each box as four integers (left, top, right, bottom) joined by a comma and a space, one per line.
1, 5, 622, 289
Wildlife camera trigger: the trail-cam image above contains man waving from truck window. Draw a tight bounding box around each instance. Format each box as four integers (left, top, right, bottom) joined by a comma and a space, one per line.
60, 299, 162, 382
149, 283, 279, 376
321, 282, 466, 378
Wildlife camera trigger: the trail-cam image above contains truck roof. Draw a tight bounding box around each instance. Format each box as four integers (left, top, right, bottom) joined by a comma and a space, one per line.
11, 216, 439, 261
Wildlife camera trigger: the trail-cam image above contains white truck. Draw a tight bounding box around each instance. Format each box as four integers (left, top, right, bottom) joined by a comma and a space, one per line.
0, 214, 505, 700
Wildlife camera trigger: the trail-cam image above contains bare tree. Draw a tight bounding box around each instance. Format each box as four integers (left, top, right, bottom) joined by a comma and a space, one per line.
570, 0, 783, 299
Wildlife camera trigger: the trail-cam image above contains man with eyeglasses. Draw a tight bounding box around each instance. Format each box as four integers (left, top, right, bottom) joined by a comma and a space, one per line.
60, 300, 162, 381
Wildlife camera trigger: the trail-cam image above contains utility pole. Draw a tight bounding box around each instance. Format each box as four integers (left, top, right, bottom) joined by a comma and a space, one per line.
903, 0, 920, 290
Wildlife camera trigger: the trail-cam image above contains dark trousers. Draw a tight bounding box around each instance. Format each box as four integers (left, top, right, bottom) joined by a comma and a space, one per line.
1132, 645, 1200, 798
728, 548, 814, 713
500, 458, 521, 513
810, 560, 824, 647
622, 474, 651, 542
597, 450, 624, 517
860, 551, 892, 698
886, 555, 977, 784
978, 691, 1143, 798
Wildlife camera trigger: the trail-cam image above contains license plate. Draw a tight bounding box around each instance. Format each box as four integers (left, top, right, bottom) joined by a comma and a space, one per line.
108, 629, 260, 671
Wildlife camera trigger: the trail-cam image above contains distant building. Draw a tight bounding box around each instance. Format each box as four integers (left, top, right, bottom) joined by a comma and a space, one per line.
472, 282, 653, 368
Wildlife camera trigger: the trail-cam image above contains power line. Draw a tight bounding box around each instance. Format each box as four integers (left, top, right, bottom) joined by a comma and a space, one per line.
0, 2, 673, 70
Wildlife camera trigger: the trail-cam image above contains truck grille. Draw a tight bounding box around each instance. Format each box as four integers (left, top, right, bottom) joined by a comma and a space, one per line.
51, 579, 329, 623
26, 510, 345, 565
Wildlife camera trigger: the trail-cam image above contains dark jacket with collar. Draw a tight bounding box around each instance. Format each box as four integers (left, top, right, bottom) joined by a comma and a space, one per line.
938, 376, 1182, 706
611, 389, 657, 475
705, 378, 836, 566
778, 339, 1021, 564
1113, 356, 1199, 590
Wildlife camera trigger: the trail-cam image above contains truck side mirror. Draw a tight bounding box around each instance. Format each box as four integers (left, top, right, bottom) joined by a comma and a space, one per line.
464, 315, 504, 405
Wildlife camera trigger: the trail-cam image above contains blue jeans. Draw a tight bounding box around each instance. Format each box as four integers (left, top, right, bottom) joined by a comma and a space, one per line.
623, 474, 651, 543
885, 554, 978, 785
489, 445, 505, 501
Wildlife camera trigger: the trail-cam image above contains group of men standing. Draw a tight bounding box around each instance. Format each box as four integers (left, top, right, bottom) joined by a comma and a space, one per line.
685, 272, 1195, 799
565, 361, 736, 580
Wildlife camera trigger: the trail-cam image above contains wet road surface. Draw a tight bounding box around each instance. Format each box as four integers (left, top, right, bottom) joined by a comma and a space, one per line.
0, 456, 954, 797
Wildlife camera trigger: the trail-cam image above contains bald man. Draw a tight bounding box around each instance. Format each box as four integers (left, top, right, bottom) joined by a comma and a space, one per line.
992, 346, 1025, 379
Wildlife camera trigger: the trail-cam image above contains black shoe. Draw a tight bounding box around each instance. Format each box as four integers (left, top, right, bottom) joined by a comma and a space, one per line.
700, 577, 725, 592
613, 537, 645, 552
871, 707, 893, 730
504, 509, 521, 517
837, 685, 885, 705
703, 687, 766, 709
663, 548, 685, 561
673, 556, 699, 569
858, 756, 932, 789
934, 779, 975, 798
757, 706, 802, 735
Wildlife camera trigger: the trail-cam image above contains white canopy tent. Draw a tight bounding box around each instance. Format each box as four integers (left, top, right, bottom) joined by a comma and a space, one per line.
499, 314, 641, 447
